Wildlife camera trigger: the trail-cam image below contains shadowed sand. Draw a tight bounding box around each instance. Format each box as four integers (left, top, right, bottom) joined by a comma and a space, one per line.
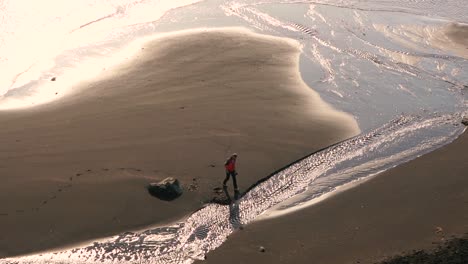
432, 22, 468, 59
445, 23, 468, 48
0, 29, 359, 257
200, 131, 468, 264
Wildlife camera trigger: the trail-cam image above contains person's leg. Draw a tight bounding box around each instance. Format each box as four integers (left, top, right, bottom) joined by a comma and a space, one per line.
232, 172, 238, 191
223, 171, 230, 186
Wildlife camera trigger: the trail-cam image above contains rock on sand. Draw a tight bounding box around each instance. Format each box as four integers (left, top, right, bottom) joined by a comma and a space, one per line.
147, 177, 183, 201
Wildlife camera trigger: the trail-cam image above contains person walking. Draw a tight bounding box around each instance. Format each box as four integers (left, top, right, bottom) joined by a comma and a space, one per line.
223, 153, 238, 191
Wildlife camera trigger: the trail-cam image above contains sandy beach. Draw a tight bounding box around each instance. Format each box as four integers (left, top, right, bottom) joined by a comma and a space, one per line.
445, 23, 468, 48
432, 22, 468, 59
0, 29, 359, 257
201, 130, 468, 264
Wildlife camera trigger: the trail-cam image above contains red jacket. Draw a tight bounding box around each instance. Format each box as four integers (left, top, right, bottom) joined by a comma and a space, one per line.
225, 157, 236, 172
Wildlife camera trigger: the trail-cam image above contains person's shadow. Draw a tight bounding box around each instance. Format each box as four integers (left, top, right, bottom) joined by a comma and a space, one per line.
223, 186, 242, 230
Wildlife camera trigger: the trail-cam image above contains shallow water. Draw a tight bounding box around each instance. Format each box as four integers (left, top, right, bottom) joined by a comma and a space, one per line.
1, 113, 465, 264
1, 0, 467, 263
1, 0, 466, 128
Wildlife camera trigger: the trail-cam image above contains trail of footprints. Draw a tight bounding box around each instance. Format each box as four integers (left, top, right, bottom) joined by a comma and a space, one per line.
0, 165, 212, 218
0, 167, 147, 218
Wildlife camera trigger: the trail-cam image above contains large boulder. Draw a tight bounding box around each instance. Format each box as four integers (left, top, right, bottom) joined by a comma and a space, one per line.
147, 177, 182, 201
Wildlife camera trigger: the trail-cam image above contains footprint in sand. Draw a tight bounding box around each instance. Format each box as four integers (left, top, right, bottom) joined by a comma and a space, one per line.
28, 167, 148, 214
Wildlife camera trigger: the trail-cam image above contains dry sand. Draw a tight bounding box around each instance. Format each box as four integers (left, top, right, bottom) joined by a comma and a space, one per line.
0, 29, 359, 257
201, 131, 468, 264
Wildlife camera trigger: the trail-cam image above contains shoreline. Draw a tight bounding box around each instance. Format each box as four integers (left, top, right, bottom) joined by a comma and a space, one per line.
0, 28, 359, 257
201, 130, 468, 264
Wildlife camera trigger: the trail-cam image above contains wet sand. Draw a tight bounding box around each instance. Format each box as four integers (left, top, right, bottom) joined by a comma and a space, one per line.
0, 29, 359, 257
445, 23, 468, 48
201, 131, 468, 264
433, 22, 468, 59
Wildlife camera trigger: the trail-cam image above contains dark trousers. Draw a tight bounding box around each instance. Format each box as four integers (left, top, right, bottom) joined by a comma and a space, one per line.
223, 171, 238, 190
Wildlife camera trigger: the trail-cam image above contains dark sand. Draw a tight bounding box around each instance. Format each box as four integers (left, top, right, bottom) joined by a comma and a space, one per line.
381, 236, 467, 264
435, 22, 468, 59
0, 29, 358, 257
445, 23, 468, 48
201, 131, 468, 264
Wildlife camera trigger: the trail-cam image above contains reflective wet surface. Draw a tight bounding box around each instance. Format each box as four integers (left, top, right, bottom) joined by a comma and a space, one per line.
1, 0, 467, 263
1, 112, 465, 264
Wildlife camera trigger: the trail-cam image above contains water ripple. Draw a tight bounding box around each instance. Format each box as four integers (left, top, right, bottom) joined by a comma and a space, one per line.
2, 112, 466, 264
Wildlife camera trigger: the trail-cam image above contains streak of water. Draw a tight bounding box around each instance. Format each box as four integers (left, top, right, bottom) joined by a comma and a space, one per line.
1, 112, 465, 264
221, 1, 467, 128
1, 1, 467, 263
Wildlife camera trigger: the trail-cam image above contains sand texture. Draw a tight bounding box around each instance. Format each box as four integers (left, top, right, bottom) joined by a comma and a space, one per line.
201, 131, 468, 264
432, 22, 468, 59
0, 29, 359, 257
